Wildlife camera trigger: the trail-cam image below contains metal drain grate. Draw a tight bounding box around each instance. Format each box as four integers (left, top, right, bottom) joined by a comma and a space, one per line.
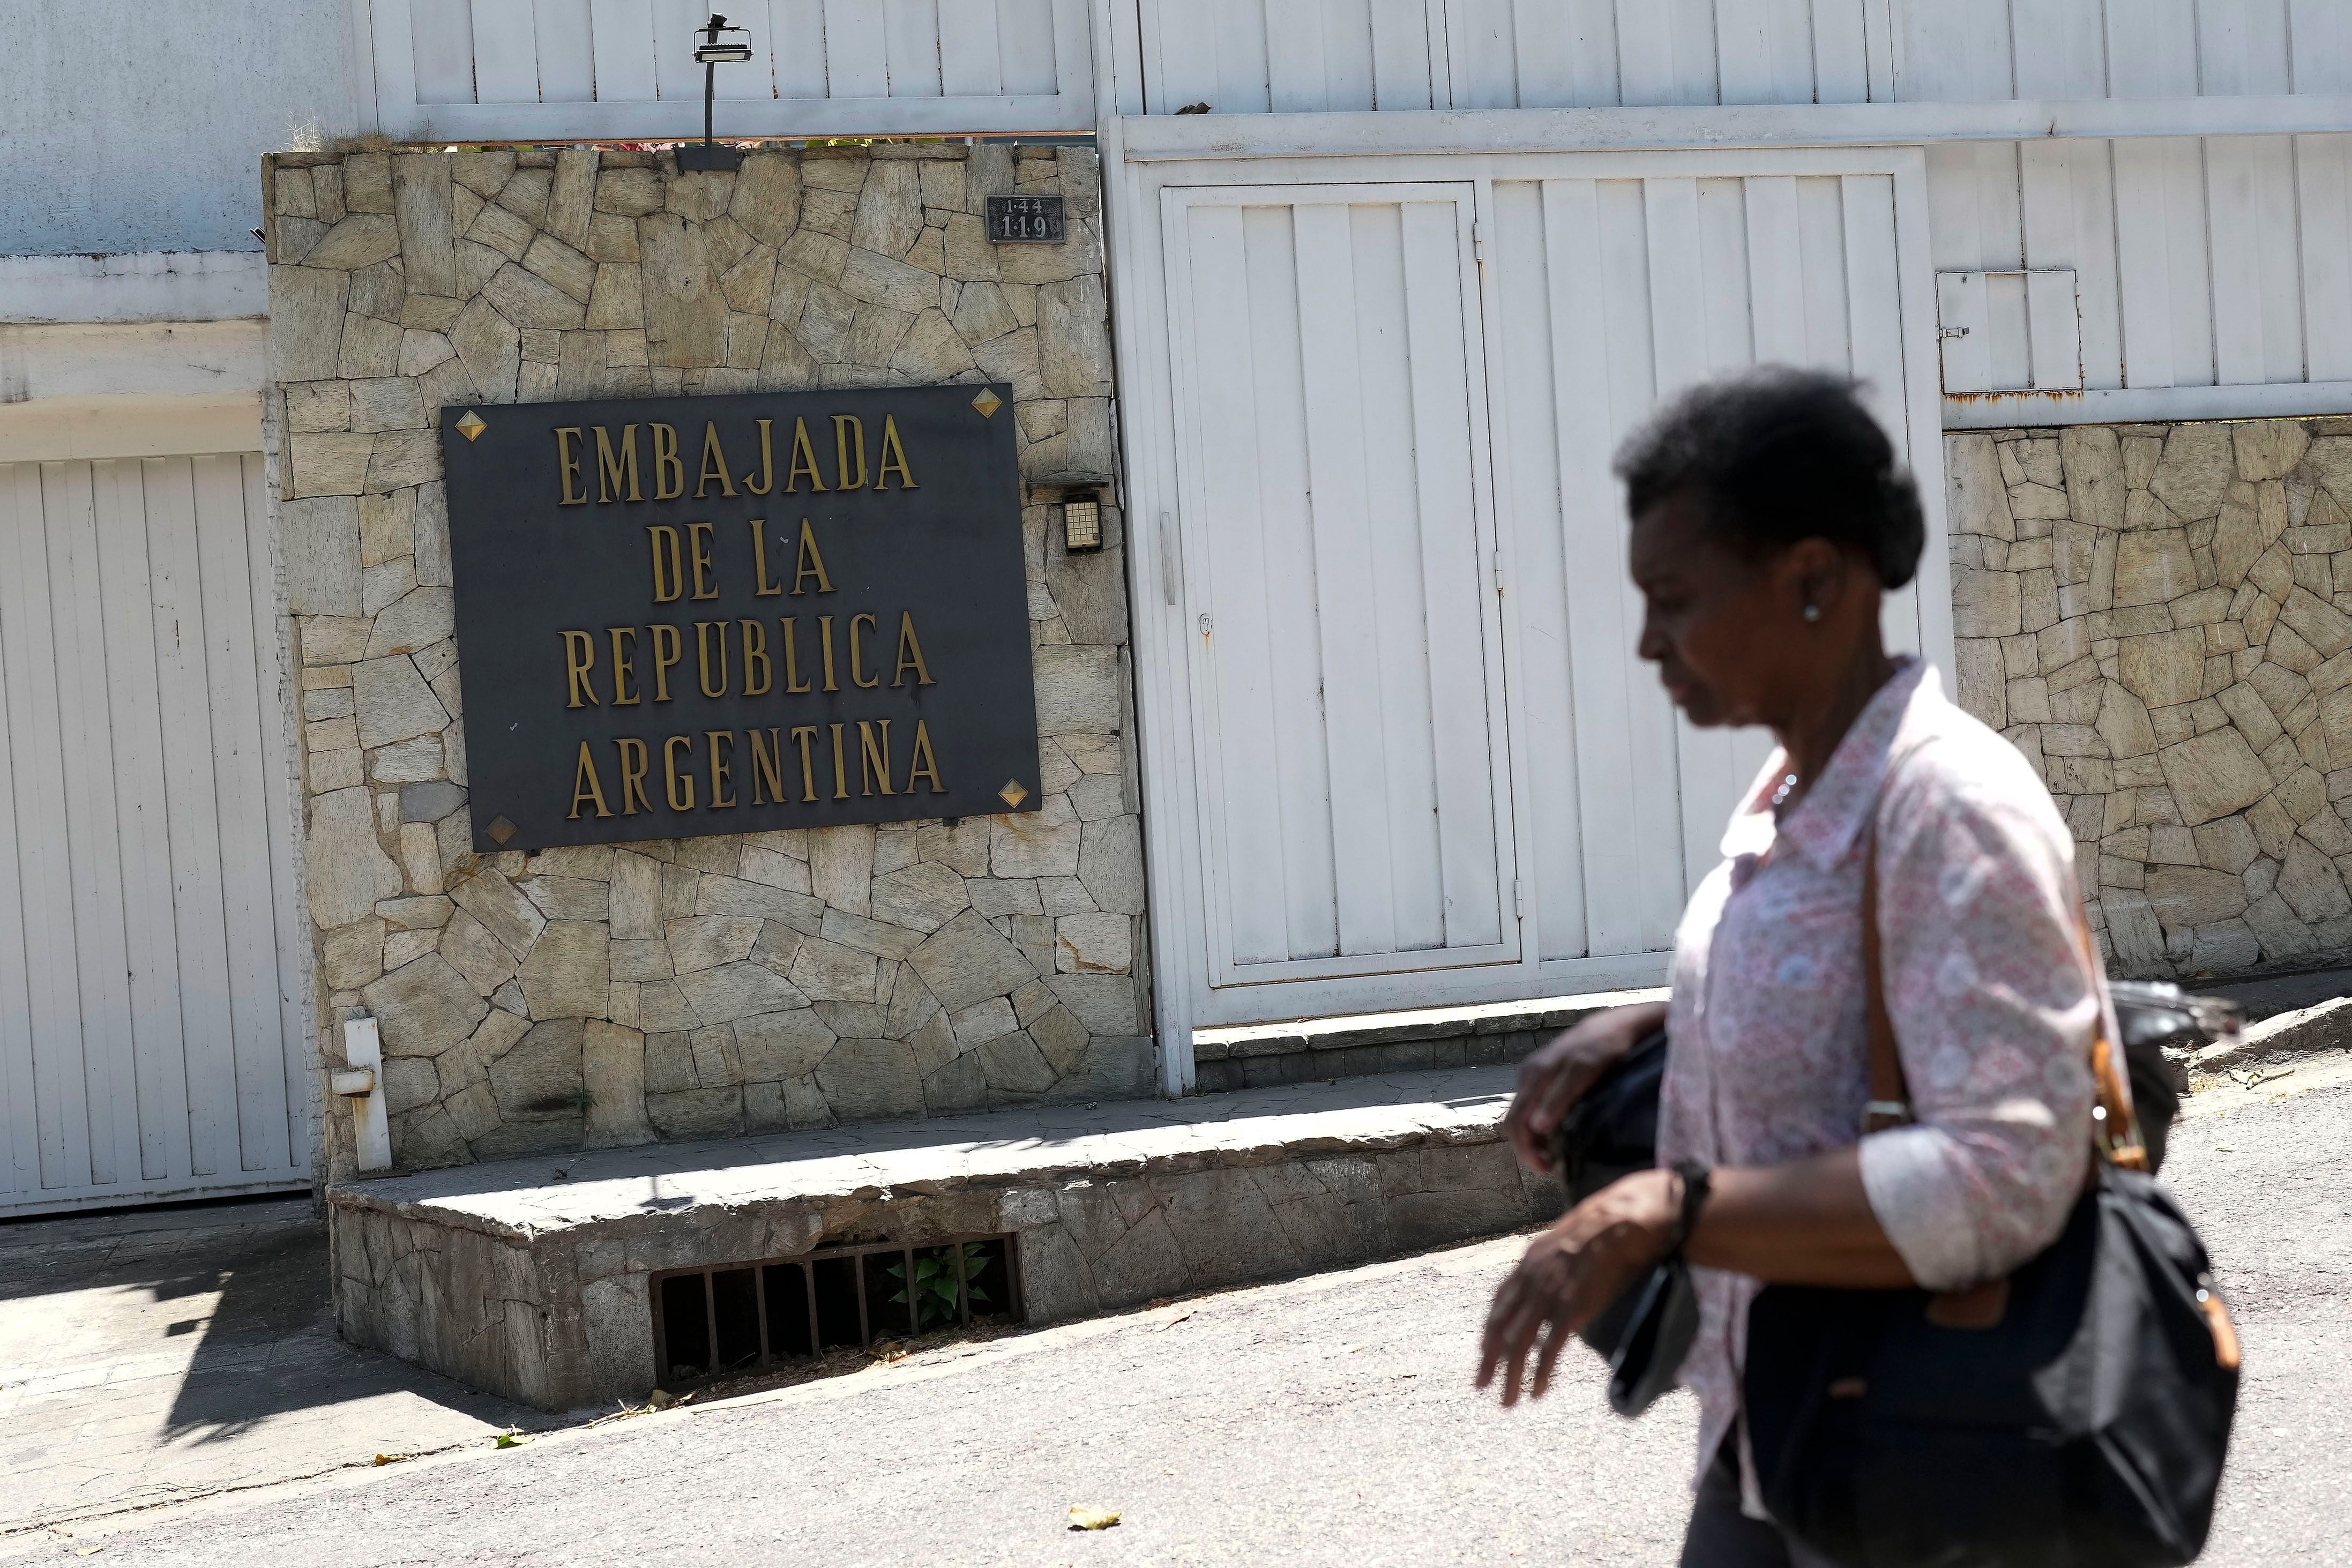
651, 1234, 1020, 1385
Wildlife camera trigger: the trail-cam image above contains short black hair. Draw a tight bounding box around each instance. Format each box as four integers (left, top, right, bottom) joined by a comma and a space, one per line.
1611, 368, 1925, 590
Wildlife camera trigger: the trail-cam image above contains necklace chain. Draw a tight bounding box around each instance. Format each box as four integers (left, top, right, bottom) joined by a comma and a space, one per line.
1769, 771, 1801, 811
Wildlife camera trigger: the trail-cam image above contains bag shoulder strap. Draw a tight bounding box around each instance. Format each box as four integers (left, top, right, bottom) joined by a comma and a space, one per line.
1858, 813, 2146, 1168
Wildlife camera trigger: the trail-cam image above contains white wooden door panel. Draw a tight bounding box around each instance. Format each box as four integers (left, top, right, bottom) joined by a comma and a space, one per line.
0, 453, 309, 1215
1164, 182, 1519, 988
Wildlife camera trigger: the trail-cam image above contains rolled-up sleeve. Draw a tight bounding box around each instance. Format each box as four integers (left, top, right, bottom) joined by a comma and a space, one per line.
1854, 761, 2096, 1292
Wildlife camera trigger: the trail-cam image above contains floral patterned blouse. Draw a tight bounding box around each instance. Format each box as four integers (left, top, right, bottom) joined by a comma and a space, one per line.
1658, 658, 2104, 1511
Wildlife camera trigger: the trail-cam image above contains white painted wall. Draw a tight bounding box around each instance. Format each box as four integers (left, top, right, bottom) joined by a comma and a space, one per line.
0, 1, 359, 260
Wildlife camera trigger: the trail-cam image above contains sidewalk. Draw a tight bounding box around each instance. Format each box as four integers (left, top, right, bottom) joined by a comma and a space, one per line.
0, 1196, 542, 1536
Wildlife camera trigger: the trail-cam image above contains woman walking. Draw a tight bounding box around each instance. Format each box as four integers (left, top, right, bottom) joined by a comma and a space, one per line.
1475, 370, 2108, 1565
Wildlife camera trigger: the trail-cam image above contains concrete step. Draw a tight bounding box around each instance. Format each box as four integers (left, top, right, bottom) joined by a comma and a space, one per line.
328, 1065, 1560, 1412
1190, 986, 1664, 1092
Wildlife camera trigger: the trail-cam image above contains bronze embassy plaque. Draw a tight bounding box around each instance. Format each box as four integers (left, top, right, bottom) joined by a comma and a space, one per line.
438, 384, 1040, 853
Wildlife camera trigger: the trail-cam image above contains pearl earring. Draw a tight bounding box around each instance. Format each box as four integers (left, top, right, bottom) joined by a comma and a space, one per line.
1802, 603, 1821, 623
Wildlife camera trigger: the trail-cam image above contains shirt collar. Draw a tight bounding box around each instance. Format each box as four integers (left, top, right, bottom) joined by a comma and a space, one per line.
1720, 657, 1936, 870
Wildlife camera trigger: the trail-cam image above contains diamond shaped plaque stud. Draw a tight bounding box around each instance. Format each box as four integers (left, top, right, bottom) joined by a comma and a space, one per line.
456, 409, 488, 442
998, 779, 1030, 808
970, 387, 1003, 419
485, 815, 517, 845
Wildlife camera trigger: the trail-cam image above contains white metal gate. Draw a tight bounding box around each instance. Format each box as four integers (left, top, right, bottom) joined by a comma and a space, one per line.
1117, 148, 1950, 1072
0, 453, 311, 1215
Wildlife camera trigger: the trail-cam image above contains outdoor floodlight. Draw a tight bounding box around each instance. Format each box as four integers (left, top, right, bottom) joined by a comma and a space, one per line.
678, 13, 753, 171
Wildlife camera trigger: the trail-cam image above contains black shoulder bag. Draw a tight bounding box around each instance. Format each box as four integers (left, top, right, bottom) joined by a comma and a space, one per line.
1741, 835, 2243, 1567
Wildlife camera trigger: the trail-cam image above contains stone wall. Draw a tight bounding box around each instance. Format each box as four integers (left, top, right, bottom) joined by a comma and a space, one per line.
1946, 415, 2352, 979
265, 142, 1149, 1180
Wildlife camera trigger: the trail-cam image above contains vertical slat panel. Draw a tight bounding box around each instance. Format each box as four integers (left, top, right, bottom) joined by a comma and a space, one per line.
711, 0, 781, 100
1368, 0, 1438, 108
1506, 0, 1573, 108
1319, 0, 1378, 111
1937, 271, 1993, 392
1668, 0, 1719, 104
0, 469, 45, 1196
534, 0, 600, 102
1616, 2, 1675, 104
2112, 137, 2179, 387
1491, 181, 1589, 959
817, 0, 888, 95
1291, 205, 1396, 956
589, 0, 659, 101
882, 0, 942, 96
1448, 0, 1518, 110
92, 462, 185, 1184
2198, 0, 2292, 96
2290, 0, 2352, 93
2010, 0, 2109, 98
410, 0, 480, 102
1696, 178, 1754, 371
1351, 204, 1447, 950
1796, 175, 1854, 371
1715, 0, 1776, 105
143, 458, 241, 1182
190, 457, 292, 1170
1813, 0, 1869, 102
772, 0, 831, 98
1745, 174, 1810, 364
1841, 177, 1913, 474
2299, 135, 2352, 383
1985, 272, 2033, 389
2026, 267, 2085, 390
1146, 1, 1223, 111
937, 2, 1004, 97
1547, 177, 1686, 952
995, 0, 1060, 95
2161, 137, 2216, 386
2105, 0, 2198, 97
1899, 0, 2010, 101
653, 0, 712, 98
1266, 1, 1333, 110
2207, 136, 2267, 384
471, 2, 543, 105
1399, 200, 1504, 949
46, 462, 137, 1190
1567, 0, 1621, 106
2252, 135, 2305, 382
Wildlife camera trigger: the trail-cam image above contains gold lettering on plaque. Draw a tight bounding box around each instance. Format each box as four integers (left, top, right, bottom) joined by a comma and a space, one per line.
827, 722, 850, 800
791, 519, 833, 595
747, 518, 784, 596
779, 617, 812, 695
875, 414, 917, 489
857, 719, 894, 796
652, 423, 685, 500
849, 613, 880, 689
649, 624, 682, 702
817, 615, 839, 692
596, 424, 642, 502
892, 612, 934, 687
555, 428, 588, 505
609, 627, 641, 706
706, 730, 737, 809
789, 725, 820, 803
569, 741, 614, 818
748, 727, 786, 805
832, 415, 867, 491
616, 737, 652, 813
696, 422, 737, 498
663, 735, 698, 810
906, 719, 945, 794
561, 631, 599, 707
647, 526, 684, 603
740, 620, 772, 696
695, 621, 729, 698
743, 418, 775, 496
686, 521, 719, 600
784, 418, 827, 493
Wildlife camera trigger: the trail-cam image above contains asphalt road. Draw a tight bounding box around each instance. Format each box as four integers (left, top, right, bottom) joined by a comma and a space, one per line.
13, 1065, 2350, 1568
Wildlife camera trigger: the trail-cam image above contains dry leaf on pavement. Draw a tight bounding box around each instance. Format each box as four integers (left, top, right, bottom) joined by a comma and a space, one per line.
1066, 1505, 1122, 1531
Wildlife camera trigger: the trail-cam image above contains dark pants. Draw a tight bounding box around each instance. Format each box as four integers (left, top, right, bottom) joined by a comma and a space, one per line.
1679, 1436, 1835, 1568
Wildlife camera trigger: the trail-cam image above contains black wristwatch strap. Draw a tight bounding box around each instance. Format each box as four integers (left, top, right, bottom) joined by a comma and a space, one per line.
1670, 1158, 1713, 1251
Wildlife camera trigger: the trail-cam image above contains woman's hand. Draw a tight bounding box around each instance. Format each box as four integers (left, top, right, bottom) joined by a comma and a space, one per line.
1500, 1000, 1668, 1174
1475, 1169, 1683, 1407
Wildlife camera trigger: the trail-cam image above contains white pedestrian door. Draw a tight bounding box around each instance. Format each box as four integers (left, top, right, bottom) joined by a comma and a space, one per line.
1162, 183, 1522, 995
0, 454, 311, 1216
1129, 153, 1948, 1042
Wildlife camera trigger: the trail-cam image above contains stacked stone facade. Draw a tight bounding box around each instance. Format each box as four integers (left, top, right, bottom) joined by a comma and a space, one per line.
265, 143, 1148, 1180
1947, 416, 2352, 978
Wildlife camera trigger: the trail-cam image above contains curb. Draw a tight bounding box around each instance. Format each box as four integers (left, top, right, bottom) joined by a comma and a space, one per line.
2191, 994, 2352, 1074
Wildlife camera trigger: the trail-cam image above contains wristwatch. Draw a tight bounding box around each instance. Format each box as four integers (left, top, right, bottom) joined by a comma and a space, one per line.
1670, 1158, 1713, 1251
